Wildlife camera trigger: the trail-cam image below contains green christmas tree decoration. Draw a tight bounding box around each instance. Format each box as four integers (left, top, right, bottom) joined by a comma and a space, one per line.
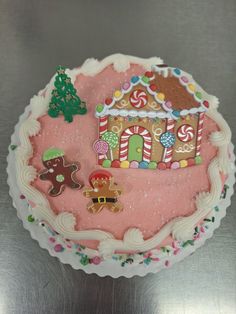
48, 66, 87, 123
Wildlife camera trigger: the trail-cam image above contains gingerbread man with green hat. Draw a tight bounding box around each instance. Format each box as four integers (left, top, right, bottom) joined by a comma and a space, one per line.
39, 148, 82, 196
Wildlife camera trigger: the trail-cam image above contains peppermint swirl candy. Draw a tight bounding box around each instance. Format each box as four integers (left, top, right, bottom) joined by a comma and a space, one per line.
93, 140, 109, 154
129, 89, 148, 109
177, 124, 195, 143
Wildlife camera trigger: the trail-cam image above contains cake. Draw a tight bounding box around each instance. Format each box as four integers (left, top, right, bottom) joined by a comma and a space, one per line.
8, 54, 234, 277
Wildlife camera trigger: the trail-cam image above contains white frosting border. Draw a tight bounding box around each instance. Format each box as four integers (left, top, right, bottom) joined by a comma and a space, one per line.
13, 54, 232, 258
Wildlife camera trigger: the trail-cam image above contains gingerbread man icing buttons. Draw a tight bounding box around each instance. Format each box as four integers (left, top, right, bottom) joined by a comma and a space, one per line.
39, 148, 83, 196
83, 170, 123, 214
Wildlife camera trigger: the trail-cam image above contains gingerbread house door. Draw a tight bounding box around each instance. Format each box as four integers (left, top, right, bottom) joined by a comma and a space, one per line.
128, 134, 143, 162
119, 126, 152, 162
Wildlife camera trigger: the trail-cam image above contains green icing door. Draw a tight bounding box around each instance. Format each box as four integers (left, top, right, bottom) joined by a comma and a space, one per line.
128, 134, 143, 162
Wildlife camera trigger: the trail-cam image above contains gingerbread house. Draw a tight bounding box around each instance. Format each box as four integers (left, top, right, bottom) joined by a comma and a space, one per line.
94, 65, 209, 170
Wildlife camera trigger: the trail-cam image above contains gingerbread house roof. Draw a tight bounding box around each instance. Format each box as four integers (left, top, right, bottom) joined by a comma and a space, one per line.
95, 65, 210, 120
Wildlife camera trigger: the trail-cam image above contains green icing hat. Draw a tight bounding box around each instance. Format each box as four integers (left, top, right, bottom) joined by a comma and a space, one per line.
43, 148, 64, 161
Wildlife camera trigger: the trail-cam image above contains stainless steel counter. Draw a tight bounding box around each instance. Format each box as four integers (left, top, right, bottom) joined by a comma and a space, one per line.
0, 1, 235, 313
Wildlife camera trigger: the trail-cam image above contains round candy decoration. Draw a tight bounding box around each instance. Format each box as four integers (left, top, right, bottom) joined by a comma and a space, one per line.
160, 132, 176, 148
129, 89, 148, 109
177, 124, 195, 143
101, 131, 118, 149
96, 104, 104, 113
93, 139, 109, 155
101, 131, 119, 161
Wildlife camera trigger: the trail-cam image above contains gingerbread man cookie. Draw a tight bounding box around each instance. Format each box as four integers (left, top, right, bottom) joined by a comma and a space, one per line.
39, 148, 82, 196
83, 170, 123, 214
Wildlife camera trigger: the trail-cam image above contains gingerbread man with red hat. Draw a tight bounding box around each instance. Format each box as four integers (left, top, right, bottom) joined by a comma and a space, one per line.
83, 170, 123, 214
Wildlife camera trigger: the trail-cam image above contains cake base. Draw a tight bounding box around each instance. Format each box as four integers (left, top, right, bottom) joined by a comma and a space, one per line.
7, 104, 235, 278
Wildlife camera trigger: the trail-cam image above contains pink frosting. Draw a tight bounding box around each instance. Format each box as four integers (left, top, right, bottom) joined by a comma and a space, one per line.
30, 64, 219, 249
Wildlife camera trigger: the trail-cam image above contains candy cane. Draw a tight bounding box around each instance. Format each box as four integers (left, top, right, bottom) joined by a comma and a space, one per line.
195, 112, 205, 156
119, 126, 152, 162
120, 128, 133, 161
162, 118, 176, 163
140, 127, 152, 162
98, 116, 108, 163
99, 116, 108, 136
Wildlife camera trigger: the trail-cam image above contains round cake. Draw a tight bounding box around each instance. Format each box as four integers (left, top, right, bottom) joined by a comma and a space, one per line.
7, 54, 235, 277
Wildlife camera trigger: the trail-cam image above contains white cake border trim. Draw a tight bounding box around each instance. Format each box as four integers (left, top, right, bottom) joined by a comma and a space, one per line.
12, 54, 232, 259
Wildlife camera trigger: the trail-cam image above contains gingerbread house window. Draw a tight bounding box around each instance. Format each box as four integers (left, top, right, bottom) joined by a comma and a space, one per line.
94, 65, 209, 170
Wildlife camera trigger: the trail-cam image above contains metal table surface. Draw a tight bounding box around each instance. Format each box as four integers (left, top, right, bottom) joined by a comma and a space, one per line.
0, 1, 235, 313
